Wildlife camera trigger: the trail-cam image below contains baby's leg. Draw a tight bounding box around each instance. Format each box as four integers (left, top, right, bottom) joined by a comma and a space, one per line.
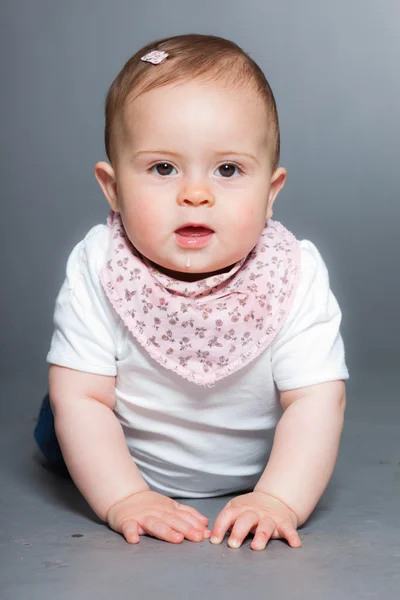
34, 393, 68, 475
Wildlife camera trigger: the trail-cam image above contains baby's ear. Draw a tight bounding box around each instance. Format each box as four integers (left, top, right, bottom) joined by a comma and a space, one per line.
266, 167, 287, 219
94, 162, 120, 212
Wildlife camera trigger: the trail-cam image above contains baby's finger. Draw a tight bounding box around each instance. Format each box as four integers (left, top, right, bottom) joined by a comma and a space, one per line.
176, 503, 209, 526
120, 519, 141, 544
276, 522, 302, 548
142, 515, 185, 544
176, 509, 211, 537
210, 507, 237, 544
166, 514, 206, 542
228, 511, 260, 549
250, 517, 276, 551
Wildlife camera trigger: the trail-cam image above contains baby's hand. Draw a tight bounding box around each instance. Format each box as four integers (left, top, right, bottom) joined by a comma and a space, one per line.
107, 490, 211, 544
209, 491, 302, 551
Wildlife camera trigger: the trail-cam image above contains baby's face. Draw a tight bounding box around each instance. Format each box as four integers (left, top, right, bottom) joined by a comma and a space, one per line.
96, 80, 286, 281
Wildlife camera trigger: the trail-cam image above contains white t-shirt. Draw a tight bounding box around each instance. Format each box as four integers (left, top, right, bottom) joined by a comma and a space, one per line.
47, 224, 349, 498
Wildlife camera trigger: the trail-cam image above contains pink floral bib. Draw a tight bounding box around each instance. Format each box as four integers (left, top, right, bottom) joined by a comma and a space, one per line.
99, 211, 301, 386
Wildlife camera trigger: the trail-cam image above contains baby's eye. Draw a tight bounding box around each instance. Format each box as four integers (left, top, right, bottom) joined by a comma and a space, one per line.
150, 162, 177, 177
148, 162, 243, 178
216, 163, 243, 178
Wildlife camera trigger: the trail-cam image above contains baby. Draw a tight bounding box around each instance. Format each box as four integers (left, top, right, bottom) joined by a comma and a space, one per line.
34, 33, 349, 551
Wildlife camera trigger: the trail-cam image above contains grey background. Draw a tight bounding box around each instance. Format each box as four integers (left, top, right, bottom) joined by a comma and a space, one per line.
1, 2, 400, 599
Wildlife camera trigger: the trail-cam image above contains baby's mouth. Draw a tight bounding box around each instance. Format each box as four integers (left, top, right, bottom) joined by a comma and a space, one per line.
174, 225, 214, 248
175, 225, 214, 237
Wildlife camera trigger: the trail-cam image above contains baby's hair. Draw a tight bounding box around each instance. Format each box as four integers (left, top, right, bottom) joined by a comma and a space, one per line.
104, 33, 280, 169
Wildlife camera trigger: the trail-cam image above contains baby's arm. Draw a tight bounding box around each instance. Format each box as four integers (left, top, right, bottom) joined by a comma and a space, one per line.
49, 364, 210, 543
254, 379, 346, 526
49, 364, 150, 520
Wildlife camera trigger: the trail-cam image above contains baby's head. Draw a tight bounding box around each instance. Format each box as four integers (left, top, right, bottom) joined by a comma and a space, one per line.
95, 34, 286, 282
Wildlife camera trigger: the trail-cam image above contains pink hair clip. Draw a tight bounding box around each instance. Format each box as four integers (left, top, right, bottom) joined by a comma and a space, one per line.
140, 50, 169, 65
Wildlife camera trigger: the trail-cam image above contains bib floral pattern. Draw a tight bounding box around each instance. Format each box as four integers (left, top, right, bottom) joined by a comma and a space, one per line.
99, 210, 301, 386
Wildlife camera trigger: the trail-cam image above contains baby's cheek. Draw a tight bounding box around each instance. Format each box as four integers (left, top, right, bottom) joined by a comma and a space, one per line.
233, 206, 262, 236
122, 203, 159, 247
136, 207, 155, 231
131, 201, 158, 228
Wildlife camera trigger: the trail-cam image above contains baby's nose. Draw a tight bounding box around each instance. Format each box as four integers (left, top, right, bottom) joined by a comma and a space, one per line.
177, 186, 215, 207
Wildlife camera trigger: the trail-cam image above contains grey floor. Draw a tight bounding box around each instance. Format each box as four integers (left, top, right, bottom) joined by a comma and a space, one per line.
1, 371, 399, 600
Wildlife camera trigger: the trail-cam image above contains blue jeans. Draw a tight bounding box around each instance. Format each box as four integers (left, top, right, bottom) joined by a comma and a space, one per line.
34, 393, 68, 473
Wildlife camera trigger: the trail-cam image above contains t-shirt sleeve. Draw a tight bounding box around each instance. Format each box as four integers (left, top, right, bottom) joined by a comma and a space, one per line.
46, 225, 118, 376
271, 239, 349, 391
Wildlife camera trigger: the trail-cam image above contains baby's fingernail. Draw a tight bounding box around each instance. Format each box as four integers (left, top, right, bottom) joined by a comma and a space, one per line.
228, 539, 240, 549
210, 536, 220, 544
204, 529, 211, 538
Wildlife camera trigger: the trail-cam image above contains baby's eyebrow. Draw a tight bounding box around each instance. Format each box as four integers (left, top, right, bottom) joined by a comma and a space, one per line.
133, 150, 258, 162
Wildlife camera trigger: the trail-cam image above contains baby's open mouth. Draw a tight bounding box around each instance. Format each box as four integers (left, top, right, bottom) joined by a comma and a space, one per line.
175, 225, 214, 237
174, 224, 214, 248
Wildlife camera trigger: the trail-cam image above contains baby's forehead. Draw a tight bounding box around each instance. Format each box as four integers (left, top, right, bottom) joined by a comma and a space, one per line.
126, 78, 266, 114
120, 81, 271, 150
